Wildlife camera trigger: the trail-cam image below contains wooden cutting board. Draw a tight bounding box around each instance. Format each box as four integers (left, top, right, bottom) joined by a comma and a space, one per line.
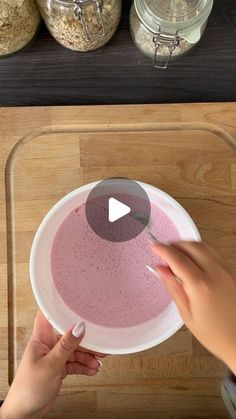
1, 103, 236, 418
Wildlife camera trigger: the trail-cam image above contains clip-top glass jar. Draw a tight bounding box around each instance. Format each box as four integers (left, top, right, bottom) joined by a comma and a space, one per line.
130, 0, 214, 69
0, 0, 40, 58
36, 0, 122, 52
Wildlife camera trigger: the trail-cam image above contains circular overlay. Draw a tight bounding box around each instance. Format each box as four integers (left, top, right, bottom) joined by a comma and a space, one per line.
85, 178, 151, 242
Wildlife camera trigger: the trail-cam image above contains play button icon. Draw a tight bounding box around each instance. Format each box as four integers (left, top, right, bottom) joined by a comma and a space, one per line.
85, 178, 151, 242
108, 198, 131, 223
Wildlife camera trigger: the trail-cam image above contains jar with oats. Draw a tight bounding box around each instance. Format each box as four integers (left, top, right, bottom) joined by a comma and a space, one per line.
36, 0, 122, 52
0, 0, 40, 58
130, 0, 213, 69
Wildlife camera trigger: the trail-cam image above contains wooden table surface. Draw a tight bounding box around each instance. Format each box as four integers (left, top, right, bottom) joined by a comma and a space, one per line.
0, 0, 236, 107
1, 103, 236, 417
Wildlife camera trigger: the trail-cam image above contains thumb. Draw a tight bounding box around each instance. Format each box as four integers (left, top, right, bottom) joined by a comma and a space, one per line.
47, 322, 85, 370
157, 266, 191, 322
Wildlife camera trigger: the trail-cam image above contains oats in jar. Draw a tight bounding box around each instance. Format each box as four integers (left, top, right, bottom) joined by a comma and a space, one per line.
36, 0, 122, 52
130, 5, 191, 61
130, 0, 213, 68
0, 0, 40, 58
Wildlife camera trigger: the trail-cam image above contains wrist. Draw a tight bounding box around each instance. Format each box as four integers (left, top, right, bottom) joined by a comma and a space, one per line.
0, 399, 43, 419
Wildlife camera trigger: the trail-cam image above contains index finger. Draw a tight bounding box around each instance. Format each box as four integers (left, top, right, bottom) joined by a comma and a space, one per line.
76, 347, 108, 358
151, 243, 203, 286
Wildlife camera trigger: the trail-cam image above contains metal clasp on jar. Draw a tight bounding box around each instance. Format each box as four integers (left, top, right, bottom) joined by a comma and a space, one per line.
73, 0, 106, 41
153, 29, 180, 69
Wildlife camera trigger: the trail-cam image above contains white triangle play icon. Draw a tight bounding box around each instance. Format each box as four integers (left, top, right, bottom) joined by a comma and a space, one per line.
108, 197, 131, 223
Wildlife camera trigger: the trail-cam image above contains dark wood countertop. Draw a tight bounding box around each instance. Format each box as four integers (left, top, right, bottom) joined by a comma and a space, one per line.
0, 0, 236, 107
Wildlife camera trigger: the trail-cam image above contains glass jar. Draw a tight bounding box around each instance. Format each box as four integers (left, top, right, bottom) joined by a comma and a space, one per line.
36, 0, 122, 52
130, 0, 214, 69
0, 0, 40, 58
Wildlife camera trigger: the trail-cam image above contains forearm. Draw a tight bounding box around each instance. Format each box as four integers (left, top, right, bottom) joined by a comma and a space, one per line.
0, 396, 43, 419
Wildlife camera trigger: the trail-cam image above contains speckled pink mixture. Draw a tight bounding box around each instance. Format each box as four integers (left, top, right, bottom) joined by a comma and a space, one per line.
51, 202, 180, 328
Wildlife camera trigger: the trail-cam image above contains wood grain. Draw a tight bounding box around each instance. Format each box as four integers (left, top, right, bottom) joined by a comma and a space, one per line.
1, 103, 236, 418
0, 0, 236, 107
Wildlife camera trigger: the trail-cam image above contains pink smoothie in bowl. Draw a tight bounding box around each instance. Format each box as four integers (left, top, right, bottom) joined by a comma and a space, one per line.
30, 181, 200, 354
51, 201, 180, 329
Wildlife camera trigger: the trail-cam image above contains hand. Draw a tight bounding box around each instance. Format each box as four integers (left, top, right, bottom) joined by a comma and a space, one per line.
1, 312, 104, 419
151, 241, 236, 375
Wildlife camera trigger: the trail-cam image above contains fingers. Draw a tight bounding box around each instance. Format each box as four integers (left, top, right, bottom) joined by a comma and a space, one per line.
30, 312, 58, 358
203, 242, 232, 273
74, 351, 101, 370
152, 243, 202, 286
47, 322, 85, 371
157, 265, 191, 322
172, 242, 211, 272
66, 362, 98, 376
199, 242, 222, 263
32, 311, 53, 342
168, 241, 232, 279
77, 347, 107, 358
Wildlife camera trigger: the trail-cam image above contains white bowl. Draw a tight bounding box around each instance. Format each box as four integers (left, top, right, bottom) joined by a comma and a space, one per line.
30, 181, 200, 354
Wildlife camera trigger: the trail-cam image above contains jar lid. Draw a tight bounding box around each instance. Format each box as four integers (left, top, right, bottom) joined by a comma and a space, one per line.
134, 0, 213, 33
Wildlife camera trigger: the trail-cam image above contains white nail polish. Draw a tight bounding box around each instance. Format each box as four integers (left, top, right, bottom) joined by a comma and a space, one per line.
96, 359, 103, 368
146, 265, 160, 279
72, 321, 85, 338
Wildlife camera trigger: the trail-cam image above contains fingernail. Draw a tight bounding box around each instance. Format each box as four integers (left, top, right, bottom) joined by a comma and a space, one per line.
72, 321, 86, 338
146, 265, 160, 279
148, 236, 158, 245
96, 359, 103, 368
174, 275, 183, 284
